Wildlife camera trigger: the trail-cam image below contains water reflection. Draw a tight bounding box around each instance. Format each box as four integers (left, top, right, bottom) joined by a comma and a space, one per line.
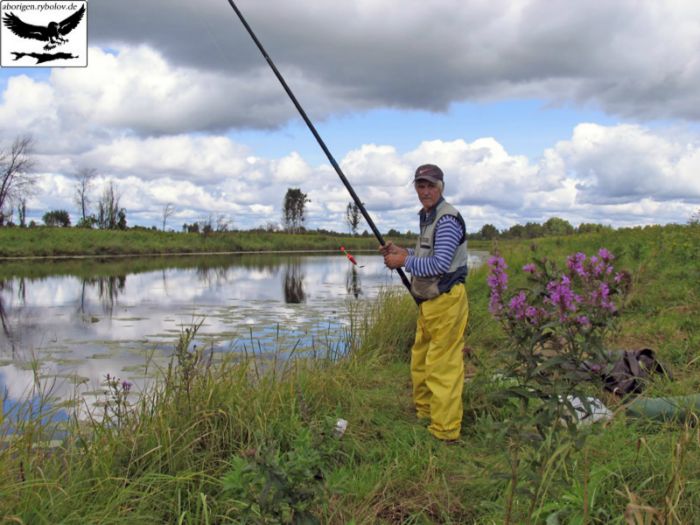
346, 266, 362, 298
0, 251, 487, 415
0, 280, 16, 357
283, 260, 306, 304
78, 275, 127, 316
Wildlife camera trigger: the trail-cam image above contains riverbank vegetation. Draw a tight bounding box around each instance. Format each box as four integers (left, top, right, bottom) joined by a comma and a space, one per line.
0, 227, 402, 258
1, 223, 698, 523
0, 213, 667, 259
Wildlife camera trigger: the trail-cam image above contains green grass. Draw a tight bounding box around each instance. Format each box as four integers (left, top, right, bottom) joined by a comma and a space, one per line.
0, 227, 407, 258
0, 224, 698, 523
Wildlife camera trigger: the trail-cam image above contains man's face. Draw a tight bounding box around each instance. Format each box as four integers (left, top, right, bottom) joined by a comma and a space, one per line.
415, 180, 441, 211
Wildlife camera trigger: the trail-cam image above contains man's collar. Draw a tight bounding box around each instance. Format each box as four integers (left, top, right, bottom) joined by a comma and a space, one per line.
418, 196, 445, 224
418, 196, 445, 216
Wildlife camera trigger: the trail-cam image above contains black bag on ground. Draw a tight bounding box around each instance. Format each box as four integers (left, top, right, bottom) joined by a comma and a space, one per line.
600, 348, 671, 396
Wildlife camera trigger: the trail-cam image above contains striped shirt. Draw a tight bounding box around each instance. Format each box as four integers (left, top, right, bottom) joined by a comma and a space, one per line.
405, 215, 464, 277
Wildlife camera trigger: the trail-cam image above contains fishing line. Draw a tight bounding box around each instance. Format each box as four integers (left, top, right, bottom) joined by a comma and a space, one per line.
224, 0, 415, 300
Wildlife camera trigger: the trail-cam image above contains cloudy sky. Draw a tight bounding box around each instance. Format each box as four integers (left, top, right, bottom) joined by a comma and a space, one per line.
1, 0, 700, 233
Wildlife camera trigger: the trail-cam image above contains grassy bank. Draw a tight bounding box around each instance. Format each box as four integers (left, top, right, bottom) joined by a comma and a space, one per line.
0, 228, 434, 258
1, 224, 698, 523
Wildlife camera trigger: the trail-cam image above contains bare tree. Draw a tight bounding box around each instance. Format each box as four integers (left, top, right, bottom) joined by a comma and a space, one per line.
0, 136, 35, 226
216, 214, 231, 232
74, 167, 97, 223
97, 181, 123, 229
162, 202, 175, 231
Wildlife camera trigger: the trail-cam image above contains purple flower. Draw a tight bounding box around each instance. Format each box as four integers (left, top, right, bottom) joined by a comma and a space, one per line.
487, 271, 508, 289
567, 252, 587, 277
598, 248, 614, 262
121, 381, 132, 393
487, 255, 509, 316
488, 249, 627, 340
508, 291, 528, 320
546, 276, 581, 313
489, 294, 503, 316
587, 282, 616, 313
488, 255, 507, 271
525, 306, 544, 325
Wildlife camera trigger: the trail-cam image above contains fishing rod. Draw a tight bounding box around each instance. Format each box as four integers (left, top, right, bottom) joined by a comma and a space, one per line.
225, 0, 415, 299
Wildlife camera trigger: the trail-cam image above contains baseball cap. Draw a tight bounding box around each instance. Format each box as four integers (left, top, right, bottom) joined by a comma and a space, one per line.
414, 164, 444, 184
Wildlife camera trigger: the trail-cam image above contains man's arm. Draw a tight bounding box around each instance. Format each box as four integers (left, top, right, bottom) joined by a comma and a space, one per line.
405, 215, 463, 277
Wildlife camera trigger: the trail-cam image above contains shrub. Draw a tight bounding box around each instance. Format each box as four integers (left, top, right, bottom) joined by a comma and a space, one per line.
42, 210, 71, 227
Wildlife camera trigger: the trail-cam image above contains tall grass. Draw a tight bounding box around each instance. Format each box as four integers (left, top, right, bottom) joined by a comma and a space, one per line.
0, 224, 698, 523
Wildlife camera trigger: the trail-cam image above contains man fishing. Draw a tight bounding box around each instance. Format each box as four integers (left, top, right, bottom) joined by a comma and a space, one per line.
380, 164, 469, 443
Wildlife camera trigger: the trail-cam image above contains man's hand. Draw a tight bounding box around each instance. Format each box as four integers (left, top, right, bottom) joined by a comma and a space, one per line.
379, 241, 408, 269
379, 241, 404, 256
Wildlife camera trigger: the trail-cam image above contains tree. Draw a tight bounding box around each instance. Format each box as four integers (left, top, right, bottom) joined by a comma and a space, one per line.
577, 222, 610, 234
77, 215, 97, 228
73, 167, 96, 222
479, 223, 499, 240
264, 221, 280, 232
97, 181, 124, 230
117, 209, 127, 230
688, 209, 700, 226
0, 136, 35, 226
523, 222, 544, 239
162, 203, 175, 231
216, 214, 231, 232
199, 215, 214, 236
542, 216, 574, 236
345, 201, 362, 235
43, 209, 71, 227
282, 188, 310, 233
503, 224, 526, 239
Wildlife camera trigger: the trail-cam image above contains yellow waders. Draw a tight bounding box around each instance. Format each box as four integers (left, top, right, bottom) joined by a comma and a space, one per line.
411, 282, 468, 440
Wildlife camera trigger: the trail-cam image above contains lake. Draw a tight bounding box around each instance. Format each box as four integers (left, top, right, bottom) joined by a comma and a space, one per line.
0, 251, 486, 416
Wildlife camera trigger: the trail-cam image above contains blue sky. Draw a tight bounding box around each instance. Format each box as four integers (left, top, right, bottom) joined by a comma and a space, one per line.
1, 1, 699, 232
229, 100, 619, 165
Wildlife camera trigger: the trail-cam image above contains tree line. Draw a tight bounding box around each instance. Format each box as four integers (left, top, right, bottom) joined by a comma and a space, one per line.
466, 216, 614, 241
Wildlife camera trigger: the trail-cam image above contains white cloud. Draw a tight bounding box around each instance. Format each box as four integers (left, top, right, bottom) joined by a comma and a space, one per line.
270, 152, 312, 184
85, 134, 249, 183
50, 46, 296, 134
550, 123, 700, 204
0, 76, 56, 133
16, 123, 700, 231
407, 138, 538, 208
